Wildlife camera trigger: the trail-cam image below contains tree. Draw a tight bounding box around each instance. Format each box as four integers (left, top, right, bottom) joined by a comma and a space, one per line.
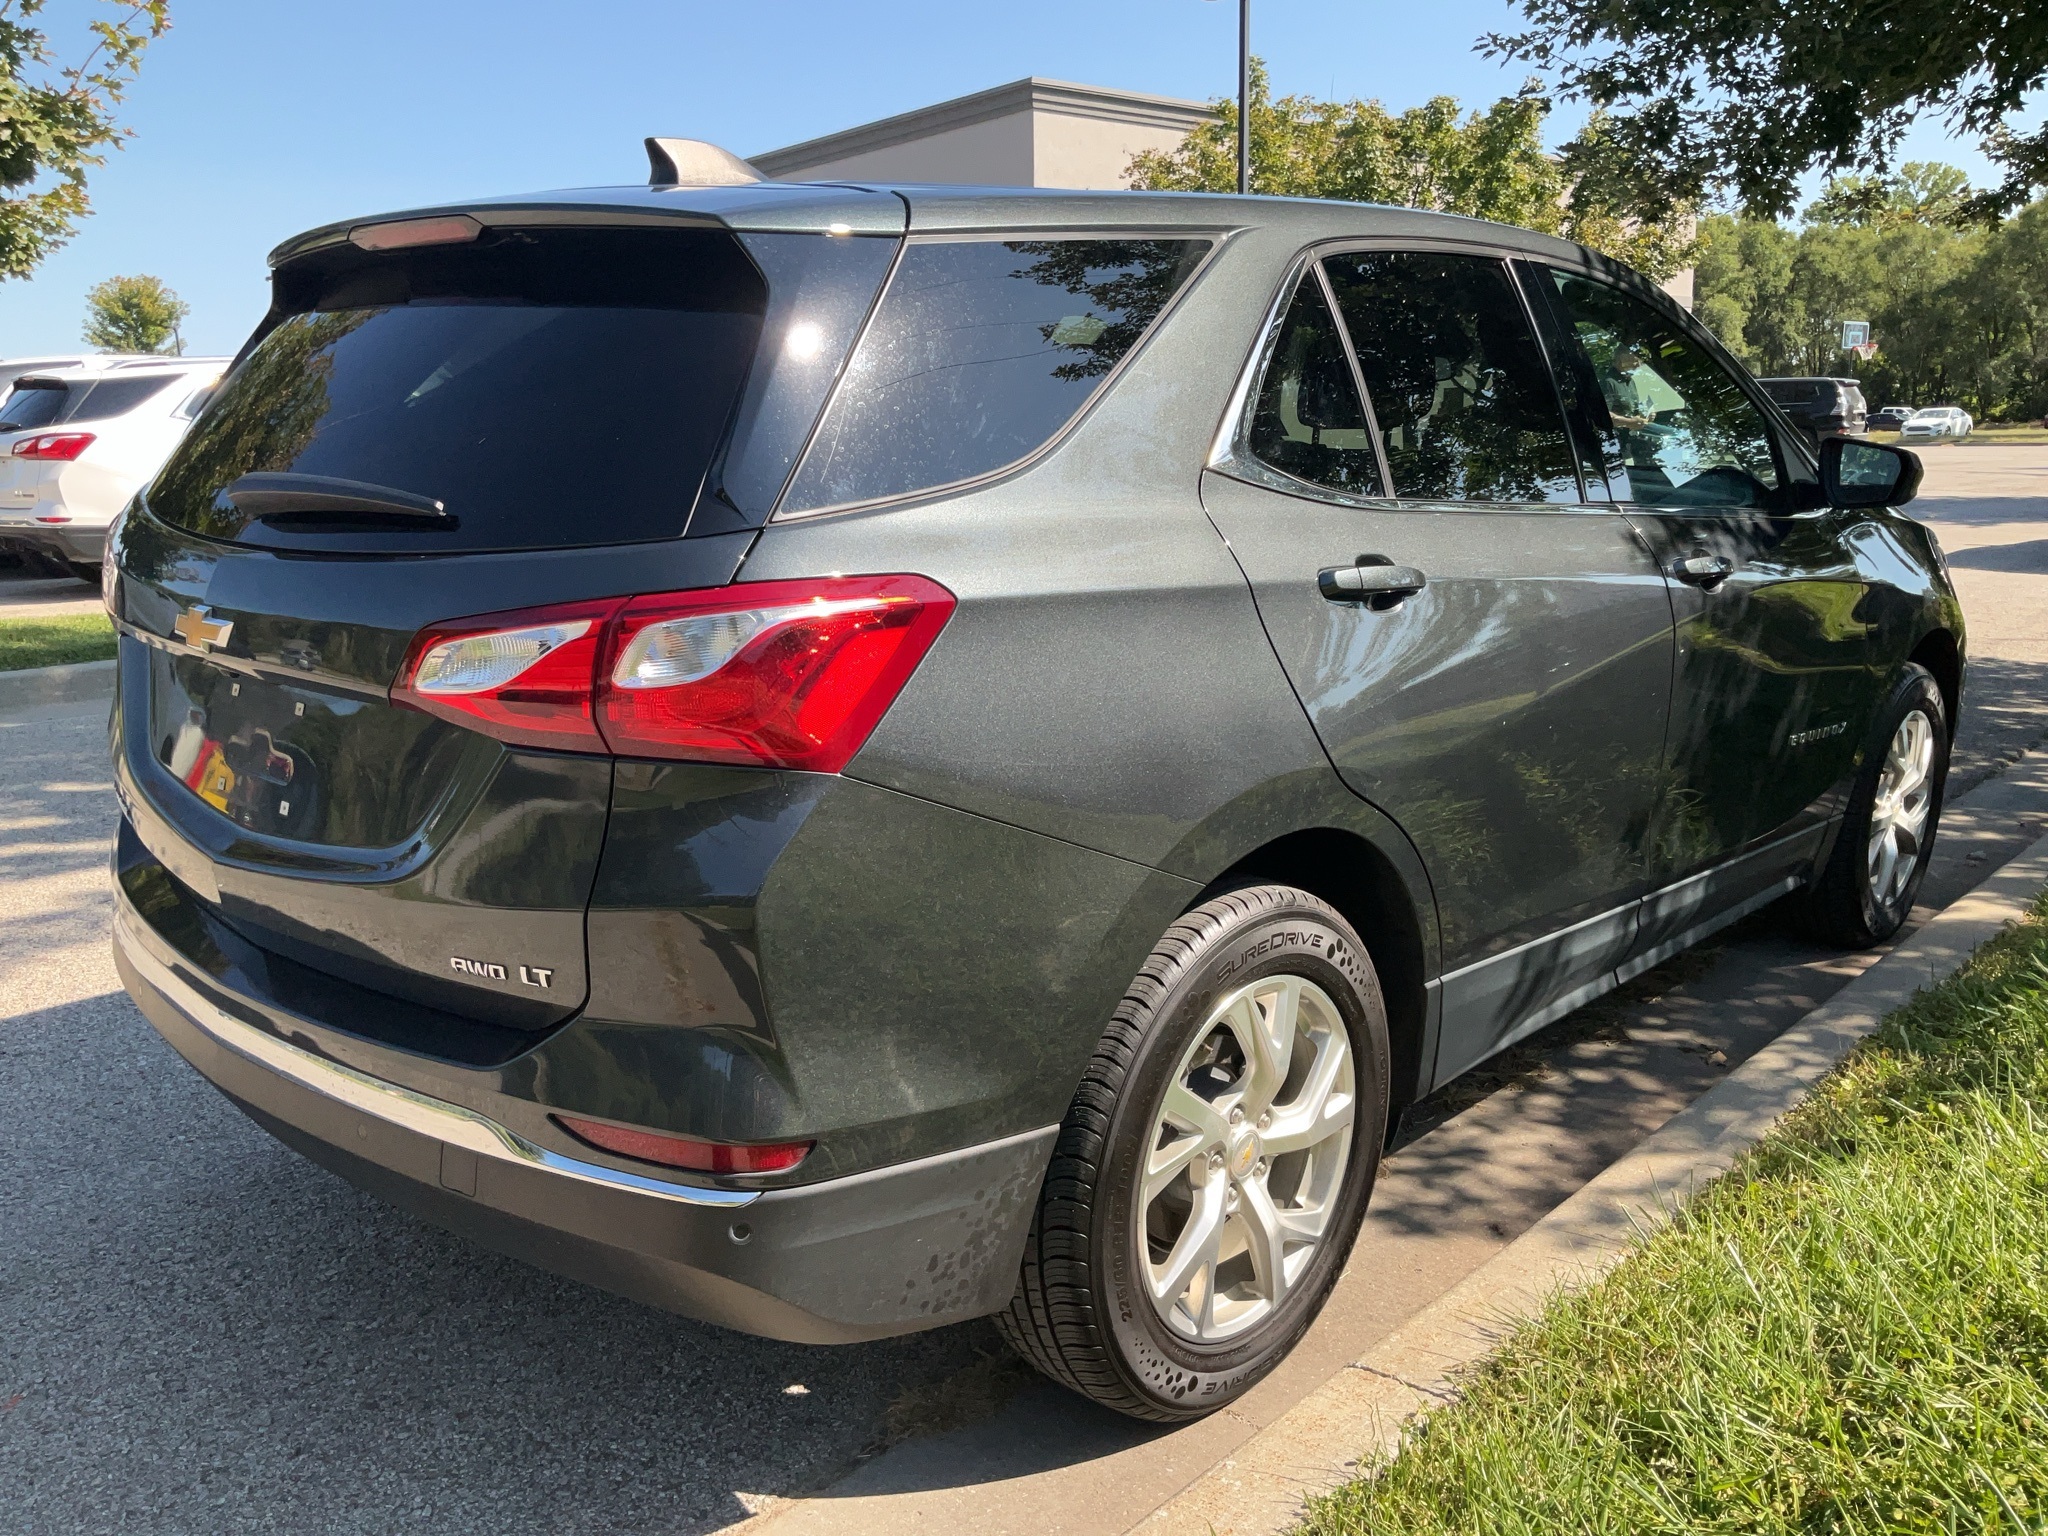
1488, 0, 2048, 221
0, 1, 170, 280
82, 271, 185, 352
1126, 61, 1694, 279
1804, 164, 1974, 231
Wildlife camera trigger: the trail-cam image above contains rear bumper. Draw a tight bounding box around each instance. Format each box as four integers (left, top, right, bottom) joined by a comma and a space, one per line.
0, 513, 106, 563
114, 886, 1055, 1344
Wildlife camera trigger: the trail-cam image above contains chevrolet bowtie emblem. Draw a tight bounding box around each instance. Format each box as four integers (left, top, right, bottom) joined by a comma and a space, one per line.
172, 605, 234, 652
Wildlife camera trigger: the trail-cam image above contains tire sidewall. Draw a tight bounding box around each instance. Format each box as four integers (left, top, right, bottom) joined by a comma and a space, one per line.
1095, 897, 1388, 1416
1847, 666, 1948, 940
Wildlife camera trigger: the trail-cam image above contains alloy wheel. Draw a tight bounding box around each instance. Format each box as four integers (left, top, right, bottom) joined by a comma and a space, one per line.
1140, 974, 1355, 1343
1868, 710, 1936, 910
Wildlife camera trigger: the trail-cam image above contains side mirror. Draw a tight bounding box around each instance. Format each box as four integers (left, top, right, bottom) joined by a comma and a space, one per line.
1820, 436, 1922, 509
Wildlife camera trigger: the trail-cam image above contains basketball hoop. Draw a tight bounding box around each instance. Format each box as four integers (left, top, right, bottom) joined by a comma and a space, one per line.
1851, 341, 1878, 360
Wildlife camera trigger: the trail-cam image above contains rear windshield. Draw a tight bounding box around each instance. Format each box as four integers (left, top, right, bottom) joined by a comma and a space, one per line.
0, 374, 177, 430
779, 237, 1210, 515
146, 227, 770, 554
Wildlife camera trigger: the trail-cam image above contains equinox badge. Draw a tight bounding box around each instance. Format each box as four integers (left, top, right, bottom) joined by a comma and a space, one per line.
172, 605, 234, 652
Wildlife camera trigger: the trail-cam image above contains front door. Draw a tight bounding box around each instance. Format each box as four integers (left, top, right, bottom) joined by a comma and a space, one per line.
1529, 266, 1882, 961
1203, 248, 1674, 1084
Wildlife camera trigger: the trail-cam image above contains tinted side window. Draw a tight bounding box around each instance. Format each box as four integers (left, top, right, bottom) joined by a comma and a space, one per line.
1322, 251, 1581, 503
780, 238, 1210, 514
0, 381, 68, 431
67, 375, 177, 422
1549, 271, 1780, 508
1245, 271, 1382, 496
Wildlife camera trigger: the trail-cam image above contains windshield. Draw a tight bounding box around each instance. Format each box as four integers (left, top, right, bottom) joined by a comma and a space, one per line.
146, 227, 771, 554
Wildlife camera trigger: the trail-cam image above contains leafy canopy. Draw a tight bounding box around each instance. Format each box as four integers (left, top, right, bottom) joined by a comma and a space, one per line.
1488, 0, 2048, 221
1694, 163, 2048, 421
1125, 61, 1693, 280
83, 270, 185, 352
0, 0, 169, 280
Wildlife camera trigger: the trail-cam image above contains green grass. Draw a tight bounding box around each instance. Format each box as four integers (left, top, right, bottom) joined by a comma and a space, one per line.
0, 613, 116, 671
1302, 896, 2048, 1536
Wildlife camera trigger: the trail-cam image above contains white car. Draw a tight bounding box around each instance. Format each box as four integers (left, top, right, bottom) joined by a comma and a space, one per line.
1900, 405, 1973, 442
0, 356, 228, 581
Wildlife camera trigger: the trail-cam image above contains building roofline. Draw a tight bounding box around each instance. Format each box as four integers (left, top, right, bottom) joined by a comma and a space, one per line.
751, 77, 1217, 178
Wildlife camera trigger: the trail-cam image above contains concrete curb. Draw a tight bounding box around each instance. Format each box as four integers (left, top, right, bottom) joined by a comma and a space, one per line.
1126, 832, 2048, 1536
0, 657, 114, 711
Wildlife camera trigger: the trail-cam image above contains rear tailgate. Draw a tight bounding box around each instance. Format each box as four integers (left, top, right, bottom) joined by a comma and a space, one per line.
109, 212, 897, 1048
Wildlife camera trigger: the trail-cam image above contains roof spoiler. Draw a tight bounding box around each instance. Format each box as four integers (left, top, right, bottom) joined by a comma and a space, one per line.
644, 138, 764, 188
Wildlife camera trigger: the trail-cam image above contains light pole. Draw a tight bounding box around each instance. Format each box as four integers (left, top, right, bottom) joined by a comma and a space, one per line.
1235, 0, 1250, 194
1207, 0, 1251, 194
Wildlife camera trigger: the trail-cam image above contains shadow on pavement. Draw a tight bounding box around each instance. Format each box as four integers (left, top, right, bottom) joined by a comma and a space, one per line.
1, 988, 998, 1535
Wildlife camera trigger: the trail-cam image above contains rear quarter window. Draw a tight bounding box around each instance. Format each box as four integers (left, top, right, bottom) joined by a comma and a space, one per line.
777, 236, 1211, 515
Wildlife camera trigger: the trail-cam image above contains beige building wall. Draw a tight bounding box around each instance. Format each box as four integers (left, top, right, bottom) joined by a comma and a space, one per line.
753, 78, 1215, 191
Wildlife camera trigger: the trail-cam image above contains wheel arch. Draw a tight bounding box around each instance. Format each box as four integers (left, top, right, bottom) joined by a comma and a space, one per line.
1192, 827, 1435, 1127
1907, 627, 1962, 740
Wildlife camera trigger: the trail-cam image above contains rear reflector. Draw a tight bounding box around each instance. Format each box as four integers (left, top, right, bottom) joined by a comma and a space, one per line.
13, 432, 95, 461
349, 214, 484, 251
392, 574, 954, 771
553, 1114, 813, 1175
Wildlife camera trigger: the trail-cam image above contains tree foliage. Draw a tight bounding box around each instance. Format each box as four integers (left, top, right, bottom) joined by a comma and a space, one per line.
0, 0, 169, 280
1488, 0, 2048, 221
82, 270, 183, 351
1125, 61, 1694, 280
1695, 165, 2048, 419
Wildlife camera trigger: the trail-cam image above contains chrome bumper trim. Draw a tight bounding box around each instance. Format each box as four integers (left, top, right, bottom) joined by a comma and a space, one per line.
116, 900, 759, 1210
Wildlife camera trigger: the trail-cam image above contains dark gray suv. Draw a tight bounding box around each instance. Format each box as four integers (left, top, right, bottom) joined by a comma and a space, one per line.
107, 152, 1962, 1422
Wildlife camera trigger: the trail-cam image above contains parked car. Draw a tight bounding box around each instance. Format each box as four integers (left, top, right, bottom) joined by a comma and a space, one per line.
0, 356, 226, 581
106, 148, 1963, 1423
1901, 405, 1974, 441
1756, 376, 1869, 443
1869, 405, 1915, 433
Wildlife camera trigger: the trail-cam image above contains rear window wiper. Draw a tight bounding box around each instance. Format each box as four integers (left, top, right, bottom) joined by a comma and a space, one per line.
225, 472, 456, 528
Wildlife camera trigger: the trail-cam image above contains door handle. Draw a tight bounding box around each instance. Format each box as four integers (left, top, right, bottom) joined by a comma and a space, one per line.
1670, 553, 1736, 590
1319, 561, 1427, 606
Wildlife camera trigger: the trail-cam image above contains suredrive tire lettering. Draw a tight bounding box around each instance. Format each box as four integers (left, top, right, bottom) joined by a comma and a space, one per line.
993, 884, 1391, 1423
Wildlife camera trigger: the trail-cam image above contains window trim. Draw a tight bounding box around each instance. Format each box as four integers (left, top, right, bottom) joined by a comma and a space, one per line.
1528, 258, 1817, 514
1216, 236, 1596, 509
767, 227, 1231, 523
1531, 257, 1818, 499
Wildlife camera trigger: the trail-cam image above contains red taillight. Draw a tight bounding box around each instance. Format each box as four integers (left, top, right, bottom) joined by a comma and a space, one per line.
600, 575, 955, 770
391, 598, 615, 752
13, 432, 95, 461
553, 1114, 813, 1175
391, 575, 955, 771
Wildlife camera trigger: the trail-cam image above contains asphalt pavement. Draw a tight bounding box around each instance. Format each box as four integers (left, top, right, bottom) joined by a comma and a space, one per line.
5, 446, 2047, 1535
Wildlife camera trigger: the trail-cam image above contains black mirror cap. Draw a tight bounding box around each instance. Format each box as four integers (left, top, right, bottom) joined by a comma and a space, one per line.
1819, 435, 1923, 509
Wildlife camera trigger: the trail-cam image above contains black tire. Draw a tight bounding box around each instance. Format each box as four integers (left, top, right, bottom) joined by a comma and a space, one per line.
1798, 662, 1949, 948
995, 885, 1389, 1421
64, 560, 101, 588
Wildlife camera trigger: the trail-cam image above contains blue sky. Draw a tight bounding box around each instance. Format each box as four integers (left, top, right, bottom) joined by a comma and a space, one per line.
0, 0, 2016, 358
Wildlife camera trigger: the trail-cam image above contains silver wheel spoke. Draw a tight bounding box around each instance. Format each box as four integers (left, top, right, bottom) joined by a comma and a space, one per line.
1140, 972, 1360, 1342
1233, 979, 1298, 1114
1867, 710, 1939, 908
1150, 1180, 1226, 1306
1161, 1079, 1229, 1148
1237, 1177, 1291, 1309
1264, 1033, 1355, 1157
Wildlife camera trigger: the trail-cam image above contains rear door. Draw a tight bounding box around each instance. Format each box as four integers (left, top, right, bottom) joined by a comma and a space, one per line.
110, 217, 895, 1043
1202, 247, 1674, 1083
1528, 265, 1881, 959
